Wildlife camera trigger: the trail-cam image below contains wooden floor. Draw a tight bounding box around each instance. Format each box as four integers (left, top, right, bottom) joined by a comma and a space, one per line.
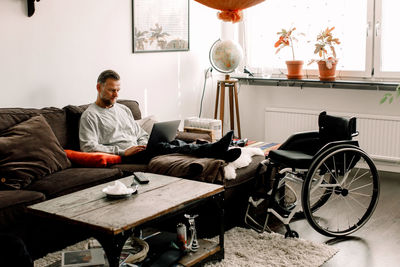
269, 170, 400, 266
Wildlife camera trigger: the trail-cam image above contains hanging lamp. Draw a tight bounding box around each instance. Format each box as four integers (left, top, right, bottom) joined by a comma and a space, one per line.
194, 0, 265, 22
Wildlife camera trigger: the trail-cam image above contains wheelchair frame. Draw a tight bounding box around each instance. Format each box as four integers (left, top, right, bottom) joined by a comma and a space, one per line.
245, 130, 380, 238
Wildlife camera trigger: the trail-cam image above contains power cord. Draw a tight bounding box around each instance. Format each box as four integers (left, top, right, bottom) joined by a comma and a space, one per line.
198, 67, 213, 117
244, 66, 254, 77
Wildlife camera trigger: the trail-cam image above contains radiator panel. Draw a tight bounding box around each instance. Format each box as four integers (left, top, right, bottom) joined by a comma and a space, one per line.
265, 107, 400, 162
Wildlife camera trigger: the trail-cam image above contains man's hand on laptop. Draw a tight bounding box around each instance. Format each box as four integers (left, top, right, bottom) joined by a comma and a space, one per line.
124, 145, 146, 156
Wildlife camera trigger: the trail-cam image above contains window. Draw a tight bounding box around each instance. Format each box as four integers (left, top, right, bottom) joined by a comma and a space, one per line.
374, 0, 400, 77
242, 0, 399, 80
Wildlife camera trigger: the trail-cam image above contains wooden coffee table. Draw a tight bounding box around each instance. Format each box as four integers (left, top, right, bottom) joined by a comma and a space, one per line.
28, 174, 225, 267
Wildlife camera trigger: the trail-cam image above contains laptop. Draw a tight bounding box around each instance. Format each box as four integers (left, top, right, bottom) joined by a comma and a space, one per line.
146, 120, 181, 151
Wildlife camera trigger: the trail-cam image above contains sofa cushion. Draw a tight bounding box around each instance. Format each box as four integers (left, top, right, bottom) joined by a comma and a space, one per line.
176, 131, 212, 143
65, 150, 122, 167
26, 167, 123, 198
40, 108, 68, 148
137, 115, 157, 134
63, 105, 86, 150
0, 115, 71, 190
117, 100, 141, 120
0, 107, 68, 148
148, 154, 226, 184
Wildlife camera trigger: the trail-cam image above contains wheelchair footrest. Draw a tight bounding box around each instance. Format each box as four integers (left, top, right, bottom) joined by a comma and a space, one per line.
248, 196, 265, 208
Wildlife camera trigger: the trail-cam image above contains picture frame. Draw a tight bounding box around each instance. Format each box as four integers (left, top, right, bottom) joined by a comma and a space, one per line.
132, 0, 189, 53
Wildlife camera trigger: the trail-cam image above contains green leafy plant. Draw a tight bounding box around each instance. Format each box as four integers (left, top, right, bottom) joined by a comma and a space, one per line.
380, 84, 400, 104
309, 27, 341, 69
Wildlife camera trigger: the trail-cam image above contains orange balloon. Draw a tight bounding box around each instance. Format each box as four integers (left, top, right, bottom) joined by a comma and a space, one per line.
194, 0, 265, 22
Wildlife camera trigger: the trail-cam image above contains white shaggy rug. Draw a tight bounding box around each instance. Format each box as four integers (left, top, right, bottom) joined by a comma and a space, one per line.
205, 227, 338, 267
35, 227, 338, 267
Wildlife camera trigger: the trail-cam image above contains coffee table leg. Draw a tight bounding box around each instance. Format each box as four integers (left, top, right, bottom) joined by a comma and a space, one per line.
95, 229, 134, 267
215, 192, 225, 259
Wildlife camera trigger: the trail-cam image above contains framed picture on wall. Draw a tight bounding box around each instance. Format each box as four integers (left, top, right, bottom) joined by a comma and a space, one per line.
133, 0, 189, 53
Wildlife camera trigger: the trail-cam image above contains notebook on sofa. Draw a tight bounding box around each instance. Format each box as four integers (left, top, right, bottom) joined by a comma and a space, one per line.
146, 120, 181, 151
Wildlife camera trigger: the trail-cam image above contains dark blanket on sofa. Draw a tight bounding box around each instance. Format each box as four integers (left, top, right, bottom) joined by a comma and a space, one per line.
147, 153, 226, 184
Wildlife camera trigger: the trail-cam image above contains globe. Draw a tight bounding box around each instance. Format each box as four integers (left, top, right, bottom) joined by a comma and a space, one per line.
209, 39, 244, 73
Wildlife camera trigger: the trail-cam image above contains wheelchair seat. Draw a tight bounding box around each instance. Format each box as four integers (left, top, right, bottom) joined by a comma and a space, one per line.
268, 111, 357, 169
268, 150, 313, 169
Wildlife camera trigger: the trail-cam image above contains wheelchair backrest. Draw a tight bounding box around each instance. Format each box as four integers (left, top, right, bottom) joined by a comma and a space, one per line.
318, 111, 356, 145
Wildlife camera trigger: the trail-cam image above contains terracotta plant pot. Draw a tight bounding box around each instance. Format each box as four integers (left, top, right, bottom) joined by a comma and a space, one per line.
318, 61, 337, 81
286, 60, 304, 79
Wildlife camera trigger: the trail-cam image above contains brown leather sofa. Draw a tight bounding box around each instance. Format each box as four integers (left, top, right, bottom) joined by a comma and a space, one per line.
0, 100, 264, 259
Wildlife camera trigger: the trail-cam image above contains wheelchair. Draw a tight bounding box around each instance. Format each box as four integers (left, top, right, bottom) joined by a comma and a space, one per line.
244, 111, 380, 238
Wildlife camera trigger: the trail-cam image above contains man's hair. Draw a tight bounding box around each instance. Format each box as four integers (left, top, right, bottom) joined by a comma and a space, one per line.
97, 70, 120, 84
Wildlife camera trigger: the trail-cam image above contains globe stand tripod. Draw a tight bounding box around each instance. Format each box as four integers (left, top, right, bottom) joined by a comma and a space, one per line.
214, 74, 241, 138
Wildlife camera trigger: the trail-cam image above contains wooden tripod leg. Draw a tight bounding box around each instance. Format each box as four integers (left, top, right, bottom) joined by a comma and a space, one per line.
214, 82, 220, 119
229, 85, 234, 132
234, 82, 241, 139
220, 83, 225, 133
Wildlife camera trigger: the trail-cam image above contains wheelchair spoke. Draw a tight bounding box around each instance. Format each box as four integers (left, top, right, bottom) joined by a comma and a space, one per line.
341, 153, 355, 186
348, 194, 368, 210
310, 174, 324, 194
310, 190, 330, 200
341, 153, 348, 186
347, 169, 369, 188
346, 167, 361, 187
341, 195, 357, 229
345, 154, 356, 175
318, 183, 340, 188
349, 182, 373, 192
349, 191, 372, 197
322, 162, 339, 184
332, 155, 337, 177
342, 194, 361, 218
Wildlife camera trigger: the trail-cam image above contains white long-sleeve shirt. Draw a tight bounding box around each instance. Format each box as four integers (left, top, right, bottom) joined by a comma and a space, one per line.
79, 103, 149, 155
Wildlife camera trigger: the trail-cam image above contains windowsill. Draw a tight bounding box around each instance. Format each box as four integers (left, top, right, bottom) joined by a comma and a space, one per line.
233, 76, 399, 91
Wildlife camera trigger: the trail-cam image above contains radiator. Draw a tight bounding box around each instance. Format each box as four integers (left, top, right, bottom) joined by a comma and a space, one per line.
265, 107, 400, 163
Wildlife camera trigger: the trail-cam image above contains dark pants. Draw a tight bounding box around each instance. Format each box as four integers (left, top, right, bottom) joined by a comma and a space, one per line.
0, 234, 33, 267
122, 139, 213, 164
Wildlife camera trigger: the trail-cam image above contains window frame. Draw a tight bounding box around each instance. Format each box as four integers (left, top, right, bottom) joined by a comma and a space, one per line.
373, 0, 400, 79
240, 0, 399, 81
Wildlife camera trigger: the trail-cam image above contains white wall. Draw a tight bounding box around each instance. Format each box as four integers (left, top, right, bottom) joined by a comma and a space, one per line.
0, 0, 220, 122
237, 84, 400, 141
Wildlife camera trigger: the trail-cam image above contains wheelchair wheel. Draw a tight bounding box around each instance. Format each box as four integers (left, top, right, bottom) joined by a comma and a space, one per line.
302, 145, 379, 237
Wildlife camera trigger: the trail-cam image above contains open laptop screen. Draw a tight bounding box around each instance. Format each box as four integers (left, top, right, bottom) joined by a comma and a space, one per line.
146, 120, 180, 151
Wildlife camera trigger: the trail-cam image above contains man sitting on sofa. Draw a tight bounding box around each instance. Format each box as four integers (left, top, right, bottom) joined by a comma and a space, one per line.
79, 70, 241, 163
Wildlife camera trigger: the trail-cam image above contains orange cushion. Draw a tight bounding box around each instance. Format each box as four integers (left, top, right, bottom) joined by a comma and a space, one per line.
64, 150, 122, 167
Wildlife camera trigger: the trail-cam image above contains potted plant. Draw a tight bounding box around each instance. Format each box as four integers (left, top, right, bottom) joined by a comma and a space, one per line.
275, 27, 304, 79
309, 27, 341, 81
